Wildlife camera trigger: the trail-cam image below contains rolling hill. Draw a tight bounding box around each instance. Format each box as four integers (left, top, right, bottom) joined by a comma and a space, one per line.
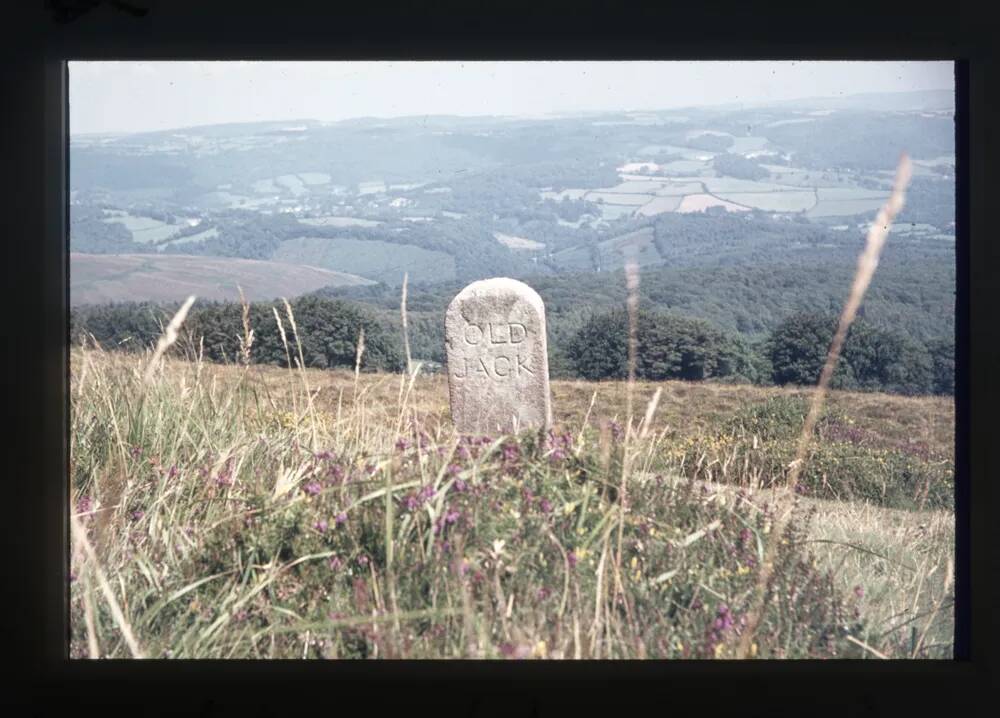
70, 253, 373, 306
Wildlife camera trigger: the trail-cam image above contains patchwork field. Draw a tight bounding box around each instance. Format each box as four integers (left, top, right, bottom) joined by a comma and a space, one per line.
585, 192, 655, 206
158, 227, 220, 250
299, 216, 384, 228
677, 194, 752, 213
807, 198, 890, 218
102, 212, 187, 244
273, 236, 456, 284
70, 253, 372, 306
713, 191, 817, 213
636, 196, 682, 216
494, 232, 545, 251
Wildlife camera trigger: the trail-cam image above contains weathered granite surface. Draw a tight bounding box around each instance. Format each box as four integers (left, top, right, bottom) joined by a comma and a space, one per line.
445, 278, 552, 435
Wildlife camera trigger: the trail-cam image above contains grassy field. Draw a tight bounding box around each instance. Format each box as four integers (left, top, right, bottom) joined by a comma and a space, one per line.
272, 236, 456, 284
69, 337, 954, 659
69, 253, 373, 306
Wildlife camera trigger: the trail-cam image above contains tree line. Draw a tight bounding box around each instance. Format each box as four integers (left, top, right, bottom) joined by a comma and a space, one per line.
71, 297, 953, 396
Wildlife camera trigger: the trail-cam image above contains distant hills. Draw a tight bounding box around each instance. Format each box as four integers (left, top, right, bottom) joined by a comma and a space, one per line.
69, 87, 955, 342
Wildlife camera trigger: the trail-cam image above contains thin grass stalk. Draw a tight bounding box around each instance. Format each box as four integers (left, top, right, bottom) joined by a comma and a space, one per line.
282, 298, 318, 451
143, 295, 196, 385
615, 258, 640, 598
71, 511, 145, 658
400, 272, 413, 375
737, 153, 912, 659
237, 285, 254, 368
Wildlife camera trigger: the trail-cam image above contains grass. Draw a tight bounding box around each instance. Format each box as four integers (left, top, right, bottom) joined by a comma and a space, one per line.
68, 343, 954, 659
272, 236, 456, 284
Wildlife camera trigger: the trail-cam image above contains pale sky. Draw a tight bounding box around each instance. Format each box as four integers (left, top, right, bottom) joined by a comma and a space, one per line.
69, 61, 954, 136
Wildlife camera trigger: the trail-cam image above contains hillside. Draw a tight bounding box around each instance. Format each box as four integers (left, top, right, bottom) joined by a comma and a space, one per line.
69, 347, 954, 659
70, 253, 373, 306
69, 94, 955, 298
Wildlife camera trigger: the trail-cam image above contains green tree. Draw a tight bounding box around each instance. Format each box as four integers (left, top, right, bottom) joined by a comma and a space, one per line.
927, 336, 955, 395
769, 312, 935, 394
567, 308, 751, 382
566, 309, 629, 380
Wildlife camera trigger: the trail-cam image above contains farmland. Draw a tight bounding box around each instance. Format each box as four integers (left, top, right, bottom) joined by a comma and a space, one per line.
70, 253, 372, 306
272, 236, 456, 284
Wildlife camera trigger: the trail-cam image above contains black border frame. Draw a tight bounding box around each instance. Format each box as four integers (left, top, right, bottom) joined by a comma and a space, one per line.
6, 1, 995, 714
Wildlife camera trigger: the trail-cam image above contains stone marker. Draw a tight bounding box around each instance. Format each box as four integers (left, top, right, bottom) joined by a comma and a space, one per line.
445, 277, 552, 435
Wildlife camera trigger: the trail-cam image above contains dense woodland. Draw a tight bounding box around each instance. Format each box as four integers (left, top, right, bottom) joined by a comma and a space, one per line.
71, 282, 954, 396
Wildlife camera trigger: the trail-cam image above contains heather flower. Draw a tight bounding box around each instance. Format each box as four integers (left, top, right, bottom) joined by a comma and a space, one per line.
567, 551, 578, 568
315, 450, 334, 461
130, 445, 142, 459
357, 554, 369, 568
76, 496, 93, 516
853, 585, 864, 599
447, 463, 461, 476
451, 478, 467, 493
404, 494, 420, 512
335, 512, 347, 526
129, 509, 144, 522
456, 445, 470, 460
328, 556, 343, 571
537, 587, 551, 601
302, 481, 322, 497
395, 437, 411, 452
418, 484, 436, 502
166, 465, 179, 479
539, 498, 553, 514
314, 519, 329, 533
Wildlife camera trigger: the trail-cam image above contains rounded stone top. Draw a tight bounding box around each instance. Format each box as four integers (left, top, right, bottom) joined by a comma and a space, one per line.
446, 277, 545, 315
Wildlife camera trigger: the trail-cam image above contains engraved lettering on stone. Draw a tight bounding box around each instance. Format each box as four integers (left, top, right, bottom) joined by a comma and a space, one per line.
445, 278, 552, 435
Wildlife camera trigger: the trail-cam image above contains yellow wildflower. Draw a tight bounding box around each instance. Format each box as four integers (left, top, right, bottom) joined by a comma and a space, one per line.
750, 643, 758, 657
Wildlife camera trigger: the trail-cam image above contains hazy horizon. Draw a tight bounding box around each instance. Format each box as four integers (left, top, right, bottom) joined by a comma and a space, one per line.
69, 60, 953, 136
